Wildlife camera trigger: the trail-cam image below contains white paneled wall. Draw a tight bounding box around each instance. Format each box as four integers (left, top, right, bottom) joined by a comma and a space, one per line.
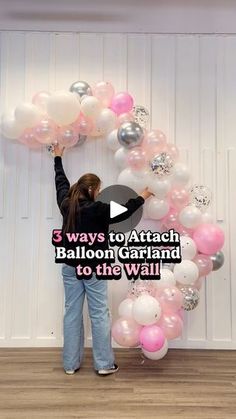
0, 31, 235, 348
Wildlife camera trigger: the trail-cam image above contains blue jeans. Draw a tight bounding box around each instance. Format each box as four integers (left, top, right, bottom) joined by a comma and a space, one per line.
61, 263, 115, 371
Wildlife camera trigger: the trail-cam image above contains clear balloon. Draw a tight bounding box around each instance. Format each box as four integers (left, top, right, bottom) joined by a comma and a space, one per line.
47, 91, 81, 126
149, 152, 174, 177
33, 118, 57, 144
92, 81, 115, 107
146, 197, 170, 220
174, 260, 199, 285
57, 125, 78, 148
132, 295, 162, 326
163, 143, 179, 161
193, 253, 213, 277
127, 147, 147, 171
110, 92, 134, 115
180, 286, 200, 311
143, 130, 167, 154
179, 205, 202, 229
73, 114, 94, 136
210, 251, 225, 271
139, 325, 165, 352
157, 313, 183, 340
142, 338, 168, 360
32, 91, 51, 113
180, 236, 197, 260
18, 128, 41, 149
69, 80, 92, 99
169, 187, 190, 210
112, 317, 142, 347
193, 223, 225, 255
117, 121, 144, 149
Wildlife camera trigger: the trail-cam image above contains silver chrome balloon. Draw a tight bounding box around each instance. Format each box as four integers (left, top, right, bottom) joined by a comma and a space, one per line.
149, 152, 174, 177
180, 286, 200, 311
211, 251, 225, 271
189, 184, 212, 211
117, 121, 144, 149
132, 105, 150, 127
69, 80, 92, 99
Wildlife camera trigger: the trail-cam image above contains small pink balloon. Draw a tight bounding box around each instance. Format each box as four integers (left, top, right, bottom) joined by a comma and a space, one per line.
169, 187, 190, 211
57, 125, 78, 148
32, 91, 51, 113
163, 143, 179, 161
73, 113, 93, 136
175, 225, 193, 237
139, 325, 165, 352
161, 207, 180, 230
92, 81, 115, 107
18, 128, 41, 149
110, 92, 134, 115
112, 317, 142, 347
193, 276, 205, 290
178, 308, 184, 320
193, 223, 225, 255
127, 147, 147, 171
33, 117, 57, 144
117, 112, 134, 125
143, 129, 167, 150
193, 253, 213, 276
159, 287, 184, 313
157, 313, 183, 340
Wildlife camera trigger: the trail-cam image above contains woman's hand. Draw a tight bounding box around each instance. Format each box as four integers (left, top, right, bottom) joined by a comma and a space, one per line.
140, 187, 154, 200
53, 143, 65, 157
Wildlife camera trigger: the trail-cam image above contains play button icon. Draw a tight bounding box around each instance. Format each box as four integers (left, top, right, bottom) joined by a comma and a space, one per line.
110, 201, 128, 219
96, 184, 143, 233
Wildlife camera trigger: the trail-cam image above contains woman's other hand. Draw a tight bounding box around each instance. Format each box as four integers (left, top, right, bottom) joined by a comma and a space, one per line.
53, 143, 65, 157
140, 187, 154, 200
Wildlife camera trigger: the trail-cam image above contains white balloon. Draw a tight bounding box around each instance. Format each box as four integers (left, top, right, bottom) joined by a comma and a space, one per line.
146, 197, 169, 220
94, 109, 117, 134
1, 114, 23, 139
201, 212, 213, 223
171, 163, 190, 186
15, 103, 42, 129
158, 268, 176, 287
132, 295, 162, 326
106, 129, 120, 151
180, 236, 197, 260
118, 298, 134, 318
80, 96, 101, 118
179, 205, 202, 228
174, 260, 199, 285
114, 147, 129, 169
142, 338, 168, 360
117, 168, 147, 194
47, 91, 81, 125
147, 176, 171, 198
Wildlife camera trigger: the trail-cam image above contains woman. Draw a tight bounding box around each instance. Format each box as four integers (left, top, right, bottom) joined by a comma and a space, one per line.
53, 143, 152, 376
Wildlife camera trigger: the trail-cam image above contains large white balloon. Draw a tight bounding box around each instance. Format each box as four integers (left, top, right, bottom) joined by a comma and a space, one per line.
179, 205, 202, 228
80, 96, 101, 118
114, 147, 129, 169
142, 338, 168, 360
132, 295, 162, 326
106, 129, 120, 151
118, 298, 134, 318
1, 114, 23, 139
158, 268, 176, 287
47, 91, 81, 125
174, 260, 199, 285
180, 236, 197, 260
94, 109, 117, 134
171, 163, 190, 186
147, 176, 171, 198
201, 212, 213, 223
146, 196, 169, 220
117, 168, 147, 194
15, 103, 42, 129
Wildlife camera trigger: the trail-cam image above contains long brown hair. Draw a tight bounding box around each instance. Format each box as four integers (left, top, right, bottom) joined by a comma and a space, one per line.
62, 173, 101, 234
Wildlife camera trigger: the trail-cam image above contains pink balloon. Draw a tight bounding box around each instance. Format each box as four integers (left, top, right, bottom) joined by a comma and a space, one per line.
193, 223, 225, 255
139, 325, 165, 352
57, 125, 78, 148
178, 308, 184, 320
193, 276, 205, 290
163, 143, 179, 161
159, 287, 184, 313
92, 81, 115, 107
18, 128, 41, 149
169, 187, 190, 210
193, 253, 213, 276
33, 118, 57, 144
73, 114, 93, 136
110, 92, 134, 115
127, 147, 147, 171
161, 207, 180, 230
112, 317, 142, 347
143, 129, 167, 150
32, 91, 51, 113
117, 112, 134, 125
175, 225, 193, 237
157, 313, 183, 340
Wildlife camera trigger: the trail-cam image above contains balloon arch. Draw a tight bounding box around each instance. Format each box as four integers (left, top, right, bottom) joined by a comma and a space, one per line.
1, 80, 225, 360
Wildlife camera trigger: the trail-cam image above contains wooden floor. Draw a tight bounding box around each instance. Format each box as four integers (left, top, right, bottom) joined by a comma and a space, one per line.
0, 348, 236, 419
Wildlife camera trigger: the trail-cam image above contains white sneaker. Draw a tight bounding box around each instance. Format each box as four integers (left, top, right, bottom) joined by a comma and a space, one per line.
65, 368, 80, 375
96, 364, 119, 376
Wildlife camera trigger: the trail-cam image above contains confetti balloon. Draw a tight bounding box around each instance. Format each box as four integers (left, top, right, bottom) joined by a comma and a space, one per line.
132, 105, 150, 127
149, 152, 174, 177
189, 184, 212, 211
180, 286, 200, 311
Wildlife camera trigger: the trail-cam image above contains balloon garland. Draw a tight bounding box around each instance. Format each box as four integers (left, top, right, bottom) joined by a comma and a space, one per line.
0, 80, 225, 360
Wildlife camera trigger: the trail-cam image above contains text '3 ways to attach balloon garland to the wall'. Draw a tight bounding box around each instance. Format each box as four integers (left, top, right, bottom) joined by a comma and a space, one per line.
52, 229, 181, 280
